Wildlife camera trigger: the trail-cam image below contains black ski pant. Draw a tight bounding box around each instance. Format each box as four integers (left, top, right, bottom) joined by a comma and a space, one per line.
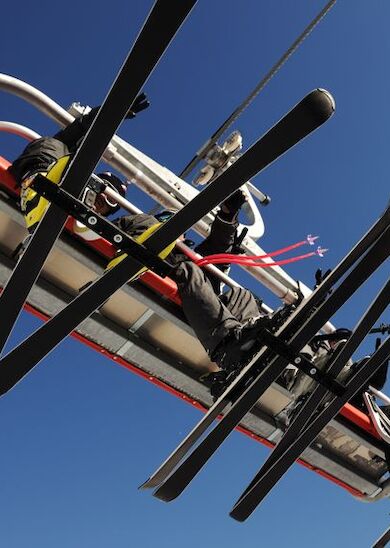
172, 260, 260, 357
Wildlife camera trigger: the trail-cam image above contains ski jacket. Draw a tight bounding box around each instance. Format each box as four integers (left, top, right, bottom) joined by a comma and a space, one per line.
116, 212, 239, 293
9, 107, 100, 185
116, 212, 238, 261
115, 213, 163, 240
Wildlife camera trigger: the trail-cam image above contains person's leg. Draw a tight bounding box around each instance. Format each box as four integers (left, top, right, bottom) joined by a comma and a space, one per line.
220, 286, 261, 324
174, 261, 269, 376
173, 261, 241, 356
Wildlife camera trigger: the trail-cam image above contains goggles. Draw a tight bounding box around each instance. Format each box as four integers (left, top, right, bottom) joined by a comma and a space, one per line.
82, 183, 120, 210
101, 183, 120, 208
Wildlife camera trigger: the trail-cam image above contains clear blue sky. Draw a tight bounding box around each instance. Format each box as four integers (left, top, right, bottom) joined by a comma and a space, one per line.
0, 1, 389, 547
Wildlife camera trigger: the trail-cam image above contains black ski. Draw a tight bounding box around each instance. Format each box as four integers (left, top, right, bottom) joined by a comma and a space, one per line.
372, 525, 390, 548
230, 278, 390, 520
0, 0, 198, 355
152, 213, 389, 502
0, 89, 335, 395
230, 332, 390, 521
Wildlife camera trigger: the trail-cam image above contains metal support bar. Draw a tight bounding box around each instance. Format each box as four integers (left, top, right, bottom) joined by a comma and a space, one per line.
369, 386, 390, 406
0, 121, 40, 141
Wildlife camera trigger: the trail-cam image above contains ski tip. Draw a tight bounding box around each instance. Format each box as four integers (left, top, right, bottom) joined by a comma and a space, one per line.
229, 508, 247, 522
303, 88, 336, 123
152, 486, 179, 502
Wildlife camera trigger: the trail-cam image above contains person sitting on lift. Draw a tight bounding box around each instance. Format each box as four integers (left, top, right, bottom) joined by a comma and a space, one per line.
110, 189, 270, 396
113, 203, 389, 403
8, 93, 150, 231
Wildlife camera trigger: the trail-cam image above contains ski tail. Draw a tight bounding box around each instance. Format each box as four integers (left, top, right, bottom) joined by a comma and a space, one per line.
139, 397, 229, 489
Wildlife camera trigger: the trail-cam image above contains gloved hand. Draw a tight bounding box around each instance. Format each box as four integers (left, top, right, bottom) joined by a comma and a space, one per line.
125, 92, 150, 119
58, 93, 150, 148
313, 268, 332, 308
314, 268, 332, 289
218, 189, 246, 222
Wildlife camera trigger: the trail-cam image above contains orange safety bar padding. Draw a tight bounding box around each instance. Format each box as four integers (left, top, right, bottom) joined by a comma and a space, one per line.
340, 402, 380, 439
0, 156, 18, 193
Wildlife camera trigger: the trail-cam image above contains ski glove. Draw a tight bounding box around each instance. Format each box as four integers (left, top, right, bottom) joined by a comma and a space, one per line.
53, 94, 149, 150
125, 92, 150, 119
314, 268, 332, 289
218, 189, 246, 222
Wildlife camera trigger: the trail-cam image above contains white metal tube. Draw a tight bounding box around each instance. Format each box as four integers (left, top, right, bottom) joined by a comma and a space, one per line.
0, 74, 74, 126
108, 151, 211, 233
0, 74, 306, 299
245, 181, 270, 204
369, 386, 390, 405
0, 121, 40, 141
105, 150, 299, 305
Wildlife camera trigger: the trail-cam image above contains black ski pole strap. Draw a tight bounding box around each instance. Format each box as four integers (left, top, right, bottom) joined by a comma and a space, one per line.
232, 227, 248, 254
32, 174, 174, 278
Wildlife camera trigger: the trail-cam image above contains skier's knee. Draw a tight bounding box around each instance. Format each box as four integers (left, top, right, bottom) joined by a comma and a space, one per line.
172, 260, 200, 284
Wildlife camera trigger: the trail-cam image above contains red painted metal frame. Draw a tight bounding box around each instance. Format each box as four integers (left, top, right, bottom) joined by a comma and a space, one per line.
0, 155, 383, 499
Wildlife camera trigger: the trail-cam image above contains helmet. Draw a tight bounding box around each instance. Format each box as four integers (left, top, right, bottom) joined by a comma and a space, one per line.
154, 209, 175, 223
97, 172, 127, 213
328, 328, 353, 341
98, 172, 126, 197
310, 327, 352, 351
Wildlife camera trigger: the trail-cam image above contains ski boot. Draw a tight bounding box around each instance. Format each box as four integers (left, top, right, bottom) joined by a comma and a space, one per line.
208, 316, 273, 399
